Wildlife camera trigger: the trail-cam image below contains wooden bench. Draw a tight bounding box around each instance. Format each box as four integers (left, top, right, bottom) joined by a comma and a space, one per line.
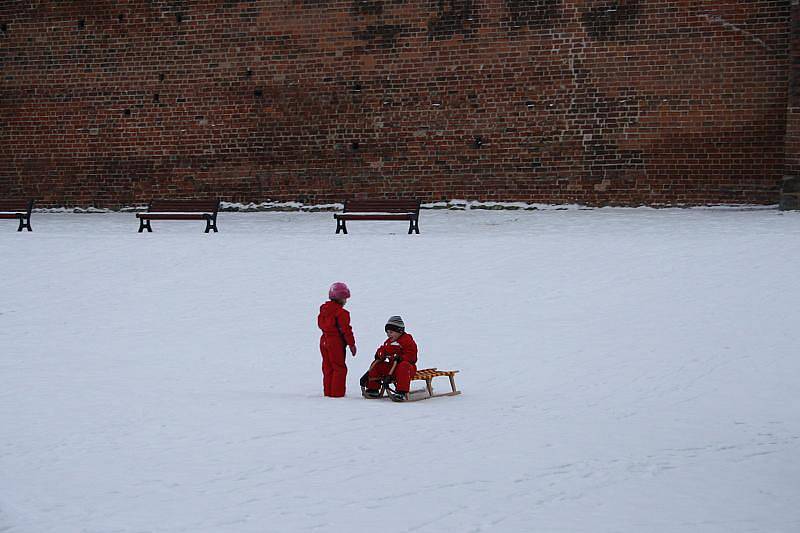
0, 199, 34, 232
335, 199, 421, 234
136, 199, 220, 233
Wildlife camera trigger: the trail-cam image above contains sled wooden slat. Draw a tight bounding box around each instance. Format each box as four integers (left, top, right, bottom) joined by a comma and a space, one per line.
409, 368, 461, 401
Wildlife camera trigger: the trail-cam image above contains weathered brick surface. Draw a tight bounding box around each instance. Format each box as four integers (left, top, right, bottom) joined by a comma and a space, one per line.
783, 0, 800, 209
0, 1, 792, 207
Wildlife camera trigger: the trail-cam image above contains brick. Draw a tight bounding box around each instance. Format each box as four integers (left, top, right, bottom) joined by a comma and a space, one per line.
0, 0, 793, 207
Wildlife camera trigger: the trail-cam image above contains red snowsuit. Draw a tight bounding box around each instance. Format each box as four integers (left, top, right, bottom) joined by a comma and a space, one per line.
367, 333, 418, 393
318, 301, 356, 397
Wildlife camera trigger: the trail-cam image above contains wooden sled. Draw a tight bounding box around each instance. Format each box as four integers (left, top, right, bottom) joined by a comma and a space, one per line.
361, 368, 461, 402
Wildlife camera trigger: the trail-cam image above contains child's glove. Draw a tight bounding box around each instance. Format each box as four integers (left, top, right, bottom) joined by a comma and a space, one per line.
393, 355, 402, 363
349, 344, 357, 357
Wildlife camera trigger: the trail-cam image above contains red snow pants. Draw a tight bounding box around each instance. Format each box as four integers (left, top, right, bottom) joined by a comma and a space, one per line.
320, 334, 347, 397
367, 360, 416, 393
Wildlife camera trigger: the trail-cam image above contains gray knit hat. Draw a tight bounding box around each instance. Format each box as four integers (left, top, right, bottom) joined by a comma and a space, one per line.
385, 315, 405, 333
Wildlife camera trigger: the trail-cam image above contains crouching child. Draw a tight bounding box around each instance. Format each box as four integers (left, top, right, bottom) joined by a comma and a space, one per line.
362, 316, 417, 402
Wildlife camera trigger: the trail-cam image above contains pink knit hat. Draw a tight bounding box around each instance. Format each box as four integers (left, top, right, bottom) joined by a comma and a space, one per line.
328, 282, 351, 300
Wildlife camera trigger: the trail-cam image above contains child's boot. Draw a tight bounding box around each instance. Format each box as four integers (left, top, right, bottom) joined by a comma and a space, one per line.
389, 390, 407, 402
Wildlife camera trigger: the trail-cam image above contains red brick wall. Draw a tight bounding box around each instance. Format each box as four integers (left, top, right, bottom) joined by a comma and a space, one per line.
781, 0, 800, 209
0, 1, 791, 207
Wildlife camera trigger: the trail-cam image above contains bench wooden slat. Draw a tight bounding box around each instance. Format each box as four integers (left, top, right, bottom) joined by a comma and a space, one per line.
0, 199, 34, 231
335, 214, 415, 221
137, 213, 211, 220
146, 200, 220, 212
345, 202, 420, 209
337, 211, 417, 216
344, 201, 420, 213
0, 200, 34, 212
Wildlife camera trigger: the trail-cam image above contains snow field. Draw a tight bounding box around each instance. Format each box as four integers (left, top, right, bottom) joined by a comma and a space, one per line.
1, 208, 799, 532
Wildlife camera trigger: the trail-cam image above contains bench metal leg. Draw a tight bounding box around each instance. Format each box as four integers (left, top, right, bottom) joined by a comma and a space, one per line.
336, 219, 347, 234
408, 217, 419, 234
138, 219, 152, 232
18, 216, 31, 232
204, 217, 218, 233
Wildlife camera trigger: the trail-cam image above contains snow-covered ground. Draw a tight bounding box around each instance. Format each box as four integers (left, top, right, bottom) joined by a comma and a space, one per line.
1, 208, 799, 533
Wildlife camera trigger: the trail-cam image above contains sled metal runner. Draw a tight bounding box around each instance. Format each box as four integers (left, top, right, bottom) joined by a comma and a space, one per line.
361, 368, 461, 402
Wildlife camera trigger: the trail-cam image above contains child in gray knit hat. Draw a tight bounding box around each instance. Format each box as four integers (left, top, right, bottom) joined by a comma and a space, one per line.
361, 315, 419, 402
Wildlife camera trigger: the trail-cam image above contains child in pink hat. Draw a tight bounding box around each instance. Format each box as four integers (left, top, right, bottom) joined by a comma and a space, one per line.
317, 282, 357, 397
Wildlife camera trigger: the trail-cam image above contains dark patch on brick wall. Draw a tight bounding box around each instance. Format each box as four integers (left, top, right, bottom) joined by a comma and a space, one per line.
223, 0, 258, 7
350, 0, 409, 47
583, 139, 644, 179
569, 85, 645, 179
582, 0, 642, 42
784, 0, 800, 187
160, 0, 188, 11
353, 0, 384, 16
353, 24, 407, 48
791, 57, 800, 101
789, 9, 800, 105
298, 0, 331, 7
504, 0, 561, 29
428, 0, 475, 40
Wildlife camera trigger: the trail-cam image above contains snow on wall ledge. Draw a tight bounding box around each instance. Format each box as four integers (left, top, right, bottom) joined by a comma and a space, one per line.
28, 200, 782, 214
